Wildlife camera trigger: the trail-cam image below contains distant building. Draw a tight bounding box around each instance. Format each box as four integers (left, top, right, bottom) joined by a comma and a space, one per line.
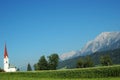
4, 44, 16, 72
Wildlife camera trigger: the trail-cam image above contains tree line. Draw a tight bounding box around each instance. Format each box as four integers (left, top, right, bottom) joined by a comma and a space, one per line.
27, 53, 59, 71
0, 53, 114, 72
27, 54, 112, 71
76, 54, 112, 68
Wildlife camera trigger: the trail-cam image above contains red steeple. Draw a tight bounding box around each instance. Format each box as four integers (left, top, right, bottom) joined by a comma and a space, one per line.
4, 44, 8, 58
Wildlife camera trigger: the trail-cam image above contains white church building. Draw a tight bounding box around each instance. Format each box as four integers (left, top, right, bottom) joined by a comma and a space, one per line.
4, 44, 16, 72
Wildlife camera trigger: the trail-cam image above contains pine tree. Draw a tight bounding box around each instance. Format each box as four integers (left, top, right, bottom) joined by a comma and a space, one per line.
27, 63, 32, 71
38, 56, 48, 70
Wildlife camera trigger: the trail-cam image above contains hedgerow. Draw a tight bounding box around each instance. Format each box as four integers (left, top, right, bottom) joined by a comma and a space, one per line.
0, 65, 120, 79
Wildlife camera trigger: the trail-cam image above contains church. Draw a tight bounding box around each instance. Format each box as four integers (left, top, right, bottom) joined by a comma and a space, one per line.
4, 44, 16, 72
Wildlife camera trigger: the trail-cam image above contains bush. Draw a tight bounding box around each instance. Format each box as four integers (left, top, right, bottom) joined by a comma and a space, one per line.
0, 68, 4, 72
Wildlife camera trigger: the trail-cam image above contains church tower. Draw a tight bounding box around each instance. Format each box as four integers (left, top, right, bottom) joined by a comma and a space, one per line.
4, 44, 9, 72
3, 44, 16, 72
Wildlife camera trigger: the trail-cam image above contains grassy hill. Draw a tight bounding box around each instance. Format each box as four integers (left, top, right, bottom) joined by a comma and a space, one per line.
0, 65, 120, 80
58, 48, 120, 69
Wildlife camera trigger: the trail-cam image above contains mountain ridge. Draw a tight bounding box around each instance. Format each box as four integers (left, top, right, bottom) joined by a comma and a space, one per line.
58, 48, 120, 69
60, 32, 120, 60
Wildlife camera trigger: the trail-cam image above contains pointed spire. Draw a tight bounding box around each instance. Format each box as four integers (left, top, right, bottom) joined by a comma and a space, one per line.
4, 43, 8, 58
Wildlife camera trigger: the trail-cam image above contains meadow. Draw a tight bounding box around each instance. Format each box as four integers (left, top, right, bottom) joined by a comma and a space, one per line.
0, 65, 120, 80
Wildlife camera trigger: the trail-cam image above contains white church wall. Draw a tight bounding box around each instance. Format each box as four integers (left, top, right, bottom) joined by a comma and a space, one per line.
8, 68, 16, 72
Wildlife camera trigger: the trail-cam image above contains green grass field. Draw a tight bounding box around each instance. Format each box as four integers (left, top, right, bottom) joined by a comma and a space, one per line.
0, 65, 120, 80
0, 77, 120, 80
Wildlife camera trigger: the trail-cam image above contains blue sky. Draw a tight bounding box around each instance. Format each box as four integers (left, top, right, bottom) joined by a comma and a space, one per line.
0, 0, 120, 69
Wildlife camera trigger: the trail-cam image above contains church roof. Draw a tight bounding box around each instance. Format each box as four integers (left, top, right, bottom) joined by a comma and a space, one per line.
4, 44, 8, 58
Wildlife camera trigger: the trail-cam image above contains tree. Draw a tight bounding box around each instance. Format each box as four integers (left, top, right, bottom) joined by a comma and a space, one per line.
0, 68, 4, 72
27, 63, 32, 71
84, 56, 94, 67
34, 63, 39, 70
17, 68, 20, 71
38, 56, 48, 70
100, 55, 112, 66
76, 58, 84, 68
76, 56, 94, 68
34, 53, 59, 70
48, 53, 59, 70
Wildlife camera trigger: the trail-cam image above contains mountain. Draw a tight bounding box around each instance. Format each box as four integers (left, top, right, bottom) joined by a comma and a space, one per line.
80, 32, 120, 55
58, 48, 120, 69
60, 32, 120, 60
60, 51, 80, 61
